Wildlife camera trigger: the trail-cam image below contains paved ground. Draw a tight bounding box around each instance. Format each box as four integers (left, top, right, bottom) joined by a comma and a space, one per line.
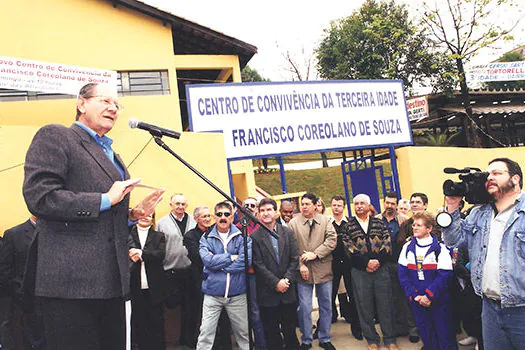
169, 310, 477, 350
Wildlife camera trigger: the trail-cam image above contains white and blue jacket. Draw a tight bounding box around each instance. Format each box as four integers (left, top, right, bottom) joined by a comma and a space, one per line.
199, 224, 252, 297
398, 234, 453, 304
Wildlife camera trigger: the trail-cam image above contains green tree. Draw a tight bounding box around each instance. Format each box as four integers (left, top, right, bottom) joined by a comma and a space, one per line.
419, 0, 521, 147
241, 65, 269, 82
315, 0, 454, 95
484, 50, 525, 91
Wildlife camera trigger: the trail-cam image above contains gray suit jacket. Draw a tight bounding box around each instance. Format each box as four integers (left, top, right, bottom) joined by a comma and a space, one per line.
23, 123, 131, 299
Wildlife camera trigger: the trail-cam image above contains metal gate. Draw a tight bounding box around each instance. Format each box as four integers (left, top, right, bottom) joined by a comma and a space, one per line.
341, 155, 394, 216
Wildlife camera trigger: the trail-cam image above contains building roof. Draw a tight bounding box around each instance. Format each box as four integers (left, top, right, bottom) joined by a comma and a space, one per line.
108, 0, 258, 68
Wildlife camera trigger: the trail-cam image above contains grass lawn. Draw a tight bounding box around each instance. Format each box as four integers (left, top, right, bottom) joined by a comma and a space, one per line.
252, 148, 389, 166
255, 159, 393, 202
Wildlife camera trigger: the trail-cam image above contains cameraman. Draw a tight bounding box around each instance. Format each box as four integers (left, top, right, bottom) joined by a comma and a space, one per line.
443, 157, 525, 349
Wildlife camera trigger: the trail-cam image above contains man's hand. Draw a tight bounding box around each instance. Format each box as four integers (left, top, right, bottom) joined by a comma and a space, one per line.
300, 251, 317, 262
128, 248, 142, 263
300, 264, 310, 281
231, 254, 239, 261
107, 178, 142, 206
275, 278, 290, 293
445, 196, 463, 213
366, 259, 380, 273
130, 189, 165, 220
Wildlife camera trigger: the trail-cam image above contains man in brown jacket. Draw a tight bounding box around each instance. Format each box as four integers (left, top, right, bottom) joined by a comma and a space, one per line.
289, 193, 337, 350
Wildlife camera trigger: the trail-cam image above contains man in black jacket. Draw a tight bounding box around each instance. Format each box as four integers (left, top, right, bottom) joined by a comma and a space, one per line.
252, 198, 300, 350
0, 216, 46, 350
128, 213, 166, 350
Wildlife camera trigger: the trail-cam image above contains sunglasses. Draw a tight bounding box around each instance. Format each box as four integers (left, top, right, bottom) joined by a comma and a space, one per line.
215, 212, 232, 218
245, 203, 256, 208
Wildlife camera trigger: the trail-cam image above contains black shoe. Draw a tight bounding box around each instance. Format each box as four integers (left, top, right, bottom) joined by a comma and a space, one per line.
299, 344, 312, 350
319, 341, 336, 350
409, 335, 420, 343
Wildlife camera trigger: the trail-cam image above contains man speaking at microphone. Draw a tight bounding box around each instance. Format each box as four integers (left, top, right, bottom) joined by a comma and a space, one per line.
23, 83, 164, 350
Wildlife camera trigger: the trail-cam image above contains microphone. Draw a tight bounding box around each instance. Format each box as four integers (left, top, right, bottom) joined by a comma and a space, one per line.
443, 167, 471, 174
128, 118, 181, 139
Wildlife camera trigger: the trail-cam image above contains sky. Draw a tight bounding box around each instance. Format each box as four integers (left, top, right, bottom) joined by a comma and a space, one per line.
142, 0, 524, 84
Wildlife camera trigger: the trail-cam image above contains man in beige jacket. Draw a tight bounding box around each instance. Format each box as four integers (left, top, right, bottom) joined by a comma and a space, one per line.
289, 193, 337, 350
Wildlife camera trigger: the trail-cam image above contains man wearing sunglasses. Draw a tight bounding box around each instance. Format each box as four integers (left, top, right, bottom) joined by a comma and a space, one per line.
197, 202, 252, 350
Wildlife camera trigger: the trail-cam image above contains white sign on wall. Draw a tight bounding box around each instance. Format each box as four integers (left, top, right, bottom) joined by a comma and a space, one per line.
406, 96, 429, 121
187, 80, 413, 160
0, 55, 117, 95
467, 61, 525, 83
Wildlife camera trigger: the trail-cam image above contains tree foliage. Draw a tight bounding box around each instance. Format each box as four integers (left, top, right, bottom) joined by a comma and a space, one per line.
484, 50, 525, 91
315, 0, 454, 95
241, 66, 269, 82
419, 0, 521, 147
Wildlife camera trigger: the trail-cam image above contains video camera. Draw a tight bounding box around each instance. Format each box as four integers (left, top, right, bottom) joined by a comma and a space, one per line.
442, 167, 492, 205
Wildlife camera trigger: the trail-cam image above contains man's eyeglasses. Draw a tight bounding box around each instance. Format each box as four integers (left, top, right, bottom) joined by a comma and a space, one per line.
88, 95, 123, 112
215, 212, 231, 218
245, 203, 256, 209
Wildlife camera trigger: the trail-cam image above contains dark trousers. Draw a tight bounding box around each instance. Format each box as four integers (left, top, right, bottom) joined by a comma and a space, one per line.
331, 261, 361, 332
385, 262, 418, 337
459, 284, 483, 349
8, 299, 46, 350
165, 268, 195, 347
259, 302, 299, 350
37, 297, 125, 350
131, 290, 165, 350
351, 267, 396, 345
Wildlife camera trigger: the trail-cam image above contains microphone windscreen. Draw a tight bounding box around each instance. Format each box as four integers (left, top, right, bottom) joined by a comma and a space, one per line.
443, 167, 458, 174
128, 118, 139, 129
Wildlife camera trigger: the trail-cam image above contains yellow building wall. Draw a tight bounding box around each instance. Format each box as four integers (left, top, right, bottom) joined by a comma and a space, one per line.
0, 0, 257, 233
395, 146, 525, 213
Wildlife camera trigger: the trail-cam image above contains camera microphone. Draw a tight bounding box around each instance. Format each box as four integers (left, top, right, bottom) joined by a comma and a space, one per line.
444, 167, 471, 174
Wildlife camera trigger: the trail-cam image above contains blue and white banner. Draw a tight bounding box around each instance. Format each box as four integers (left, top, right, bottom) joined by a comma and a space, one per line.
187, 80, 412, 160
468, 61, 525, 83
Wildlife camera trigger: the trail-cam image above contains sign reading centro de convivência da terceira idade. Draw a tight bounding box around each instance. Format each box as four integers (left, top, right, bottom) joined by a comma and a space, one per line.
186, 80, 413, 160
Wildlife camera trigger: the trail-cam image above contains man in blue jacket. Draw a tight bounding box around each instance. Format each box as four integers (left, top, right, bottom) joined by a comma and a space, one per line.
444, 157, 525, 349
196, 201, 252, 350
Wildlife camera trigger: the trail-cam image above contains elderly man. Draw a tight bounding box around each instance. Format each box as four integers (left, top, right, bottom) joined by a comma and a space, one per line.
444, 158, 525, 349
197, 202, 252, 350
289, 193, 337, 350
22, 83, 163, 349
343, 194, 397, 350
157, 193, 196, 347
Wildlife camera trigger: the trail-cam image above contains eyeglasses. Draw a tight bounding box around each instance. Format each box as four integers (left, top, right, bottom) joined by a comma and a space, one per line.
245, 203, 256, 209
488, 170, 509, 177
215, 212, 232, 218
87, 95, 123, 112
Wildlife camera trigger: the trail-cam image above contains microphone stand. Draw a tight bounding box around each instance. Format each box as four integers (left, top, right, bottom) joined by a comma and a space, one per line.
151, 134, 278, 350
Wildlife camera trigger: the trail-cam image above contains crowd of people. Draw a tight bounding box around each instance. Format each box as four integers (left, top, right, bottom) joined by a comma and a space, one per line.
0, 83, 524, 350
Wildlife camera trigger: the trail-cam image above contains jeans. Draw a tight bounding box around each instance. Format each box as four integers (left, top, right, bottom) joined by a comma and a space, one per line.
297, 281, 332, 344
197, 294, 249, 350
482, 297, 525, 350
248, 274, 267, 349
